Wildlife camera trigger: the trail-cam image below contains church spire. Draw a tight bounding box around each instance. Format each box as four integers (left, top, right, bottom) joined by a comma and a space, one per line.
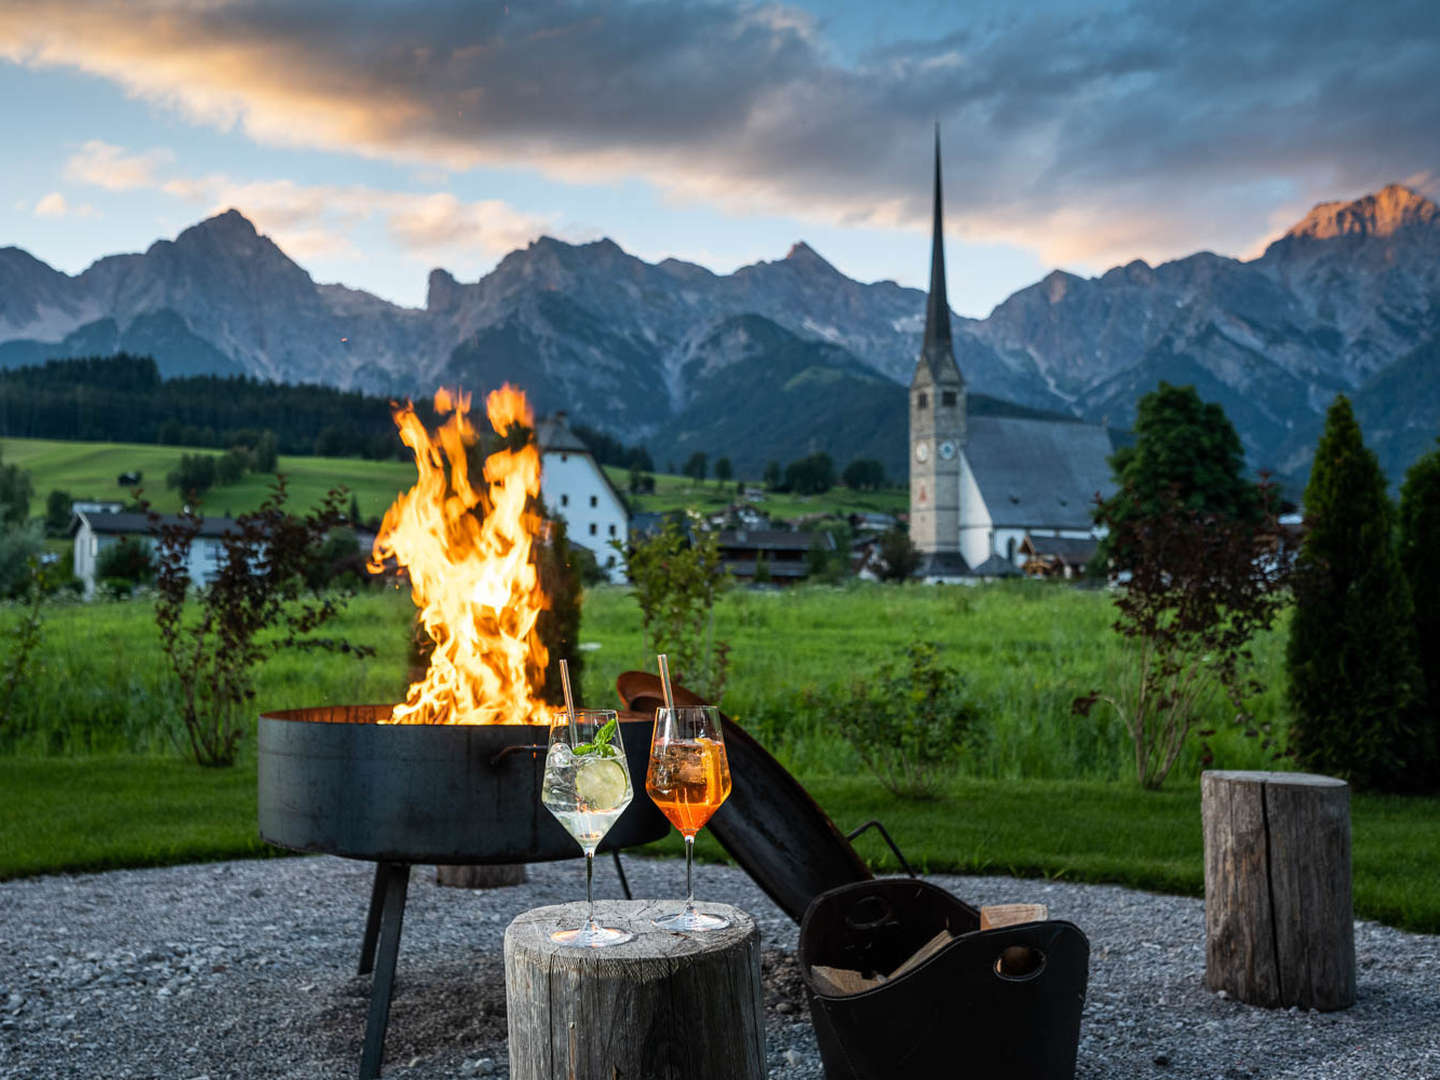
922, 125, 957, 377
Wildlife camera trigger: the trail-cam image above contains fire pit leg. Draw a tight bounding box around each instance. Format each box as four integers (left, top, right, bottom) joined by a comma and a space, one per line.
359, 861, 410, 1080
358, 862, 391, 976
610, 851, 632, 900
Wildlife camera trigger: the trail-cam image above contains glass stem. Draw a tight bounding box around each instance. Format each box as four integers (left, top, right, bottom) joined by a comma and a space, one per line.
684, 833, 696, 913
585, 849, 596, 928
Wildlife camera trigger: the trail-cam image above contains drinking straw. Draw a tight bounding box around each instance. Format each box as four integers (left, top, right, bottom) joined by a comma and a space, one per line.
657, 653, 677, 713
559, 658, 579, 744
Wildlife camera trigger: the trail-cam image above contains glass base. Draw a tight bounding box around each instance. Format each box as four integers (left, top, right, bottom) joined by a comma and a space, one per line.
653, 908, 731, 932
549, 924, 634, 948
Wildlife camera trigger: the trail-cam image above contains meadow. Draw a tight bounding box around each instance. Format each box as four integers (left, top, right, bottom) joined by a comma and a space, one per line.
2, 434, 906, 527
6, 579, 1439, 934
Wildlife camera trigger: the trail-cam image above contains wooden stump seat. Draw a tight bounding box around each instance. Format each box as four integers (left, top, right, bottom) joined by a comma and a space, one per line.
505, 900, 764, 1080
1202, 770, 1355, 1011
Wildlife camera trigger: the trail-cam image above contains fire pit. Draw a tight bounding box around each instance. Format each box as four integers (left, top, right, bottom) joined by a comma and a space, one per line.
256, 386, 669, 1078
258, 705, 665, 865
258, 706, 668, 1080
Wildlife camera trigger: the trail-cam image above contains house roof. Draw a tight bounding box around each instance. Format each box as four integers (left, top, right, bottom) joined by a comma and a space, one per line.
716, 529, 833, 552
969, 553, 1022, 578
966, 416, 1115, 530
1021, 535, 1099, 562
536, 412, 590, 453
69, 511, 241, 539
915, 550, 971, 579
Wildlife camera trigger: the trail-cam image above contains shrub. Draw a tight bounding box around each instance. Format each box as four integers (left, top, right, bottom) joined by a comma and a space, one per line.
877, 526, 919, 582
1287, 396, 1423, 790
839, 642, 978, 799
96, 535, 154, 585
621, 515, 730, 701
147, 478, 375, 766
1077, 478, 1293, 788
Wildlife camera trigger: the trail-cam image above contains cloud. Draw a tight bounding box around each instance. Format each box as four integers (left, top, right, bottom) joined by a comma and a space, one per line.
4, 0, 1439, 272
33, 192, 69, 217
63, 140, 173, 191
31, 191, 96, 218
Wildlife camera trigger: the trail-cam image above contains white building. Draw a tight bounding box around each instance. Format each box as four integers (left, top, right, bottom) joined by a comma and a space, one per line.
70, 511, 236, 597
909, 134, 1115, 582
536, 412, 630, 583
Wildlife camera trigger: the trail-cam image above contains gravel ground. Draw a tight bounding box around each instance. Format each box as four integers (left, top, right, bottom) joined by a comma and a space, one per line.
1, 854, 1437, 1079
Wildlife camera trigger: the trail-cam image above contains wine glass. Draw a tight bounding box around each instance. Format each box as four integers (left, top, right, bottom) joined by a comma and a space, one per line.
645, 704, 734, 931
540, 708, 635, 947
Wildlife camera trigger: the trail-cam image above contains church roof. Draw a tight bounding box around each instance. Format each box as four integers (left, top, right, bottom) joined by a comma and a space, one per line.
919, 127, 963, 385
914, 550, 971, 579
966, 416, 1116, 530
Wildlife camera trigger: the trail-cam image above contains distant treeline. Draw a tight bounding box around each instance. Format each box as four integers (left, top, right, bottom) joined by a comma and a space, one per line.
0, 354, 443, 459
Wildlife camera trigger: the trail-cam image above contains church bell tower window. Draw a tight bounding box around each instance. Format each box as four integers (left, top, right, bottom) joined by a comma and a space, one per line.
942, 391, 957, 407
916, 392, 928, 410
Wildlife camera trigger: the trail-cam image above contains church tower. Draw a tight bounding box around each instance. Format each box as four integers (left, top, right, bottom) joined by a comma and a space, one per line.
908, 128, 967, 558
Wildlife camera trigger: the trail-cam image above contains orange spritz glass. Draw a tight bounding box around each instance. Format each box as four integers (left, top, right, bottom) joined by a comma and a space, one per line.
645, 704, 733, 931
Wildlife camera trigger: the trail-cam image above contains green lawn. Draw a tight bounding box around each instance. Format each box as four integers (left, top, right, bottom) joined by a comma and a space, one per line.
604, 465, 907, 521
1, 435, 416, 520
3, 756, 1436, 933
4, 580, 1437, 935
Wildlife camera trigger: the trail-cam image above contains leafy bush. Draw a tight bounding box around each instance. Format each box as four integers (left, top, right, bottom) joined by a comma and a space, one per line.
147, 479, 374, 766
838, 642, 978, 799
621, 515, 730, 701
877, 526, 919, 582
1078, 479, 1293, 788
96, 535, 154, 585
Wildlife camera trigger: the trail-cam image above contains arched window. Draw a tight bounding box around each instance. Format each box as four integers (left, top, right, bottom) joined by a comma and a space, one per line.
916, 392, 928, 409
1006, 537, 1017, 563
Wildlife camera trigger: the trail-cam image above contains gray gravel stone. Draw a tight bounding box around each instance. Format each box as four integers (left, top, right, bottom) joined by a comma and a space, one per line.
0, 855, 1436, 1078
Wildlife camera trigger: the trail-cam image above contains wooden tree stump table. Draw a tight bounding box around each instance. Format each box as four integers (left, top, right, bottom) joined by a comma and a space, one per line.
505, 900, 764, 1080
1202, 770, 1355, 1011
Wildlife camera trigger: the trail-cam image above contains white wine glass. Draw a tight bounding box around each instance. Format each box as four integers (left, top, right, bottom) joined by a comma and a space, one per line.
540, 708, 635, 947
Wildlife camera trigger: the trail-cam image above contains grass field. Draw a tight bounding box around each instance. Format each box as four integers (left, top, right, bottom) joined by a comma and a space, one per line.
4, 580, 1437, 934
1, 435, 417, 520
605, 466, 907, 521
3, 434, 906, 526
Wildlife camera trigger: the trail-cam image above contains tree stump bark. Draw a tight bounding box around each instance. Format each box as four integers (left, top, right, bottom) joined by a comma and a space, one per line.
435, 864, 527, 888
505, 900, 764, 1080
1202, 770, 1355, 1011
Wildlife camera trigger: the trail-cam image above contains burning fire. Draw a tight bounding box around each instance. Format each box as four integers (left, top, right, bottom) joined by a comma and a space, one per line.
369, 386, 550, 725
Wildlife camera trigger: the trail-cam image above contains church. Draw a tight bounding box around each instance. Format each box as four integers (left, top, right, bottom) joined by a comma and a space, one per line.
909, 136, 1116, 581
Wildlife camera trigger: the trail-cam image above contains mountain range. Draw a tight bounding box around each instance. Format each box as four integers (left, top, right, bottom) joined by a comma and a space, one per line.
2, 183, 1437, 485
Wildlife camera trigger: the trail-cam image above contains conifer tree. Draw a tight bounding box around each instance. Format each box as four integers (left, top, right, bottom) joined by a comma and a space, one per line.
1287, 396, 1422, 790
1398, 439, 1440, 786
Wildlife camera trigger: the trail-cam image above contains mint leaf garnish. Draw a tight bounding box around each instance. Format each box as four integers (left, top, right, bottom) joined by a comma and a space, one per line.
572, 717, 618, 756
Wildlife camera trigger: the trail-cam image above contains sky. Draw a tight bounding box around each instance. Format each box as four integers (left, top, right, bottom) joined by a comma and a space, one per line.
1, 0, 1437, 317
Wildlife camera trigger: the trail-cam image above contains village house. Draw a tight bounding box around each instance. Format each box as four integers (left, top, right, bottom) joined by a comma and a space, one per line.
69, 510, 239, 597
536, 412, 630, 583
716, 528, 834, 584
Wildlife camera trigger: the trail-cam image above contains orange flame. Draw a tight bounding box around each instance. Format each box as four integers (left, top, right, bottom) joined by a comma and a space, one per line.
369, 386, 549, 724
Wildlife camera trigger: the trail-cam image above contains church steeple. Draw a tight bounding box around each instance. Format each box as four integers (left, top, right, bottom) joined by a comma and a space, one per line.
921, 125, 960, 381
909, 125, 966, 562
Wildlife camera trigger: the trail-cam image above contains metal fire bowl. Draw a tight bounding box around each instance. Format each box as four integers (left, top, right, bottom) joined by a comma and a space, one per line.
258, 706, 670, 865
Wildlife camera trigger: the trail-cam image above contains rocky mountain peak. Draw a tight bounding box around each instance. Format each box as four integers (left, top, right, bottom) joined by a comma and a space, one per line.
1283, 184, 1440, 242
783, 241, 839, 276
426, 267, 460, 312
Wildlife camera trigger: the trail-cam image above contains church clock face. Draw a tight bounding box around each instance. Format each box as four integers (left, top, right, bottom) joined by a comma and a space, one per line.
939, 440, 957, 461
914, 440, 929, 463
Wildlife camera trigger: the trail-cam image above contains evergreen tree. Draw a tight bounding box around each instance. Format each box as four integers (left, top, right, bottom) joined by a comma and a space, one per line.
1099, 382, 1259, 569
0, 445, 32, 525
1398, 439, 1440, 785
1287, 396, 1423, 790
